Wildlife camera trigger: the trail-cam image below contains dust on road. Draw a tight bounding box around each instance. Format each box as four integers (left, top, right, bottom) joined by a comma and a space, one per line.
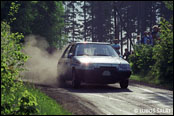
35, 81, 173, 115
21, 35, 67, 86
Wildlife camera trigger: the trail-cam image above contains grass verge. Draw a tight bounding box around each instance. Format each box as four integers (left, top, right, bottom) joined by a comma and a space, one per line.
130, 74, 173, 90
17, 83, 72, 115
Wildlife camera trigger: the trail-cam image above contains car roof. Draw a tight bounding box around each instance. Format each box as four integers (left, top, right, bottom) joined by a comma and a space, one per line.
69, 42, 110, 45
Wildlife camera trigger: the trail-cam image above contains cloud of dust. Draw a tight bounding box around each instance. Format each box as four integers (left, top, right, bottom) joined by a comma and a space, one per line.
21, 35, 67, 87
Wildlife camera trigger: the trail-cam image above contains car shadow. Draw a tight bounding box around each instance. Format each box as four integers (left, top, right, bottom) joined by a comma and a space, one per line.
31, 81, 133, 93
62, 81, 133, 93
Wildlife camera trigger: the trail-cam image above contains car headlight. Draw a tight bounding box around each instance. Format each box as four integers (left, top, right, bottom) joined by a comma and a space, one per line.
73, 59, 81, 65
73, 59, 94, 70
112, 64, 119, 69
81, 63, 95, 70
119, 64, 131, 71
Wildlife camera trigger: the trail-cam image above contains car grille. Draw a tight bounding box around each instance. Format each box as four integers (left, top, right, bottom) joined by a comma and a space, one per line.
94, 66, 118, 76
99, 66, 118, 71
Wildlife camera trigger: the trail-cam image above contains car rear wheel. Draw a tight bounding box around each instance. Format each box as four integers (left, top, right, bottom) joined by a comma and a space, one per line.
72, 70, 81, 89
119, 79, 129, 89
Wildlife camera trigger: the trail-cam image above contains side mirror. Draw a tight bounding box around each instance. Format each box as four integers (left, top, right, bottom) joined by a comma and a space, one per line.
68, 53, 73, 58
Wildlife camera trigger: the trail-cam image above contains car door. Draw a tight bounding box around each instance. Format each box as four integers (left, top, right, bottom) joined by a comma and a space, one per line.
58, 45, 72, 79
66, 44, 76, 79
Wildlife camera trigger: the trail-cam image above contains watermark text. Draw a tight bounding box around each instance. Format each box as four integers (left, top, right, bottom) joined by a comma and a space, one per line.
134, 108, 173, 114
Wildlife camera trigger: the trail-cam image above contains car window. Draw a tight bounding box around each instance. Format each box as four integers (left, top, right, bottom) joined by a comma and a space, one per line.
75, 44, 119, 57
69, 45, 76, 55
62, 45, 72, 58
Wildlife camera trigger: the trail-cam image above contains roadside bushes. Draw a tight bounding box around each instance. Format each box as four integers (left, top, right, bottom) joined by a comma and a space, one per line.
151, 18, 173, 86
1, 21, 39, 115
129, 44, 155, 75
1, 2, 40, 114
129, 18, 173, 88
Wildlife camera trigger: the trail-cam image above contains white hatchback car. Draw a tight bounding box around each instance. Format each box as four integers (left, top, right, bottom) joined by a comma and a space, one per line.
57, 42, 131, 89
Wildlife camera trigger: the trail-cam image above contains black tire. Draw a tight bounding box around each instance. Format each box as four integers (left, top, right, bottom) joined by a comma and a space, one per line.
57, 75, 65, 88
119, 79, 129, 89
72, 70, 81, 89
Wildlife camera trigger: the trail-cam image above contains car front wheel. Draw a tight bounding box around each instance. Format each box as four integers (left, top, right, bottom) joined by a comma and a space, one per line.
119, 79, 129, 89
57, 75, 65, 88
72, 70, 81, 89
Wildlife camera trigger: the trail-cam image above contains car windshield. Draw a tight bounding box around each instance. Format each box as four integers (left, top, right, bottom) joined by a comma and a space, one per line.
75, 43, 119, 57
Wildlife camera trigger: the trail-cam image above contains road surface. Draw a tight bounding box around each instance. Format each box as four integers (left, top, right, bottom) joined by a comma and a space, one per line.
35, 80, 173, 115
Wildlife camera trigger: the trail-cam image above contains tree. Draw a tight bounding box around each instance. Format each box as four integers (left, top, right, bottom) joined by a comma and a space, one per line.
1, 1, 66, 49
87, 1, 114, 42
63, 1, 82, 42
31, 1, 65, 48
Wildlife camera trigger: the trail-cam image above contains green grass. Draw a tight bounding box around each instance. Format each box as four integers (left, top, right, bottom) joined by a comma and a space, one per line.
130, 74, 161, 84
130, 74, 173, 90
130, 74, 158, 84
17, 83, 72, 115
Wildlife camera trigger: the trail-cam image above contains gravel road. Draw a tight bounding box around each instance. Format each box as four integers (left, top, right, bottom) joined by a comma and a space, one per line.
34, 80, 173, 115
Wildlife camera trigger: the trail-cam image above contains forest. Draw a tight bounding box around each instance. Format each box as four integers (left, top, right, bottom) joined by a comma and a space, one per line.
1, 1, 173, 115
1, 1, 173, 54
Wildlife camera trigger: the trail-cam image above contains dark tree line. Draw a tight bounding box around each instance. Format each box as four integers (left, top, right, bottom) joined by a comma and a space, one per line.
1, 1, 172, 51
63, 1, 173, 55
1, 1, 66, 49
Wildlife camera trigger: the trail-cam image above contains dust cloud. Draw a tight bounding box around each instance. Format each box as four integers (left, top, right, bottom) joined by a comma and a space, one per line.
21, 35, 67, 87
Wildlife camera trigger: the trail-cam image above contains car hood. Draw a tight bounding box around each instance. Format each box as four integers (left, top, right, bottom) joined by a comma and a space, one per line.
74, 56, 129, 65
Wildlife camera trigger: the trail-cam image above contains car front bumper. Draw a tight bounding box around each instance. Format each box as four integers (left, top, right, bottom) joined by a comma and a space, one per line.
75, 67, 131, 84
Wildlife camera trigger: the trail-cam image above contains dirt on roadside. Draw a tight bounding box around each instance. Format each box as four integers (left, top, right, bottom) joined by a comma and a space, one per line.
34, 84, 103, 115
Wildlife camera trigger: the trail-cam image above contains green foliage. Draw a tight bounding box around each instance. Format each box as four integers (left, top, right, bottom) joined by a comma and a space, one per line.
17, 90, 39, 115
129, 44, 155, 75
1, 21, 39, 115
8, 2, 20, 24
1, 21, 26, 93
163, 1, 173, 11
129, 18, 173, 88
10, 1, 37, 35
31, 1, 65, 48
151, 18, 173, 85
1, 1, 66, 49
1, 20, 39, 115
25, 84, 72, 115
